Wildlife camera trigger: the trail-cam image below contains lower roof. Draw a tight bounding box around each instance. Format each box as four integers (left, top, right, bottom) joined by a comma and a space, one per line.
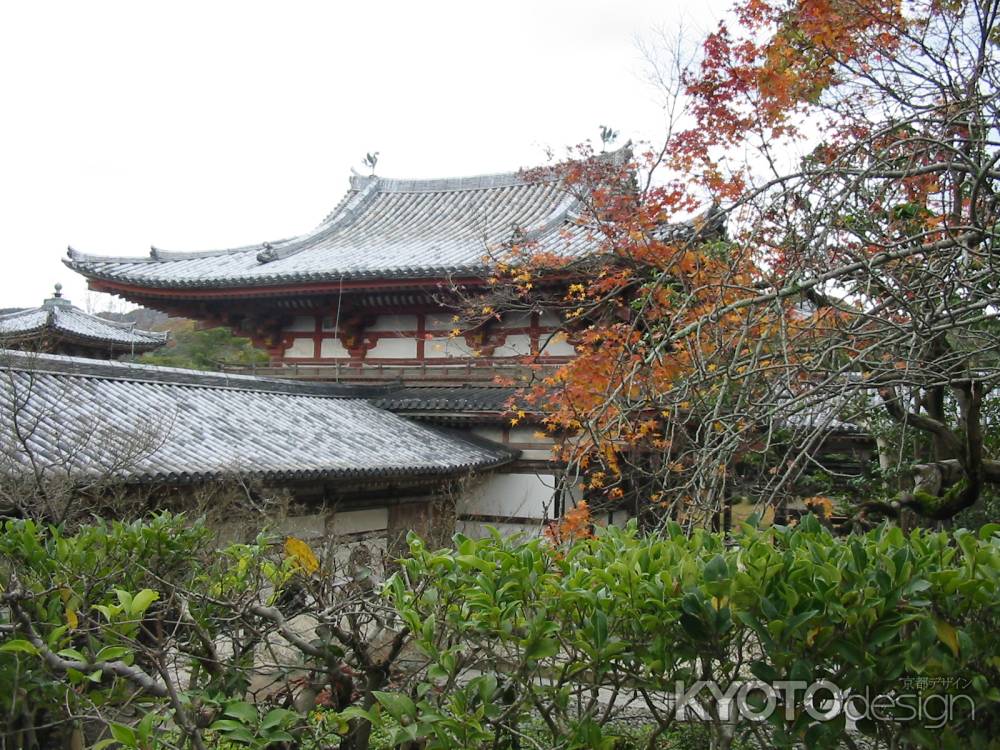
0, 352, 517, 485
371, 385, 518, 415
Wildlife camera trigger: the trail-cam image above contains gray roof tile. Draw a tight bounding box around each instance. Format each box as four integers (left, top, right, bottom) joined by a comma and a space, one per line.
0, 351, 517, 484
372, 386, 518, 413
64, 150, 689, 290
66, 175, 588, 288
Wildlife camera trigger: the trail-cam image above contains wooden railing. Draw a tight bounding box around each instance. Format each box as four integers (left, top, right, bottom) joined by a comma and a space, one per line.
218, 359, 565, 384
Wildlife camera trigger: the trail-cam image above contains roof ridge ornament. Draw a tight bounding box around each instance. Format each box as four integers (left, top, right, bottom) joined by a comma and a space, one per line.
256, 242, 278, 264
43, 282, 73, 309
255, 177, 382, 266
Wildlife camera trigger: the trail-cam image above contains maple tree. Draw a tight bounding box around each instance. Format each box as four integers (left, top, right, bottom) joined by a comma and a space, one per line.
461, 0, 1000, 528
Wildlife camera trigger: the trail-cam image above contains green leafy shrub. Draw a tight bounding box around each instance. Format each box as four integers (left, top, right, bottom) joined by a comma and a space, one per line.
0, 514, 396, 750
367, 518, 1000, 749
2, 514, 998, 749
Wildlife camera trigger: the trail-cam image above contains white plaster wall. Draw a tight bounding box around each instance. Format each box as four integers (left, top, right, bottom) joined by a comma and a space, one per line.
274, 512, 328, 541
425, 313, 458, 331
508, 426, 554, 445
368, 337, 418, 358
369, 314, 418, 332
506, 426, 556, 461
284, 337, 315, 358
287, 315, 316, 332
539, 332, 576, 357
493, 334, 533, 357
424, 335, 477, 358
320, 338, 350, 358
458, 472, 558, 520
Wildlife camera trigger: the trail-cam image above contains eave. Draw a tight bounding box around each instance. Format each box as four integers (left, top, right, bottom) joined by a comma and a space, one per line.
84, 275, 492, 303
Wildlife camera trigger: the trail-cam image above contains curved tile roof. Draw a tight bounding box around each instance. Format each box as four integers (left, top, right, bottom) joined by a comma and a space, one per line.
63, 152, 644, 290
0, 286, 168, 352
0, 351, 517, 484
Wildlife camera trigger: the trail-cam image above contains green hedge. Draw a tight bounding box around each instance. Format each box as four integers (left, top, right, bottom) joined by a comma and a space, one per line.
369, 517, 1000, 749
1, 515, 998, 749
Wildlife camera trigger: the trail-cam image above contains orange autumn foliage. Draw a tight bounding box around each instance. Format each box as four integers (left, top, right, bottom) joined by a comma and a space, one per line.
544, 501, 593, 546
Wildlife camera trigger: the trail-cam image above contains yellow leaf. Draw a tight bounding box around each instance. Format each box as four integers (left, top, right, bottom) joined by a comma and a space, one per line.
66, 606, 78, 631
807, 626, 820, 646
934, 618, 959, 657
284, 536, 319, 575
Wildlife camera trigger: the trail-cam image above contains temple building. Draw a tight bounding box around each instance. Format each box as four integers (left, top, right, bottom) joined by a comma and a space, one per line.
63, 158, 861, 532
0, 284, 168, 358
63, 169, 591, 369
64, 163, 622, 533
0, 350, 516, 550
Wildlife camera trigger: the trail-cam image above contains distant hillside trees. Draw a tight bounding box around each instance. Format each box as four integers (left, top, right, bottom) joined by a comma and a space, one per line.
137, 320, 268, 371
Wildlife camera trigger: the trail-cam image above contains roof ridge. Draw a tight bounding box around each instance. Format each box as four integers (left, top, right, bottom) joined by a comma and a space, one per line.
257, 177, 384, 265
66, 246, 161, 264
62, 307, 131, 330
61, 146, 660, 285
150, 243, 278, 260
64, 309, 171, 341
346, 147, 635, 193
350, 169, 554, 194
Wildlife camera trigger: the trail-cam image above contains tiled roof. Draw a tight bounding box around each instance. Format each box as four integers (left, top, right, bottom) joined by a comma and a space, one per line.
0, 286, 168, 352
372, 386, 518, 414
64, 172, 587, 288
0, 352, 517, 484
64, 149, 721, 290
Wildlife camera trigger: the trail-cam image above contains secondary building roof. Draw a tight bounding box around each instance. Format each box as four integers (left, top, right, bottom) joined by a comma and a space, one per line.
0, 352, 517, 485
0, 285, 168, 355
372, 385, 518, 422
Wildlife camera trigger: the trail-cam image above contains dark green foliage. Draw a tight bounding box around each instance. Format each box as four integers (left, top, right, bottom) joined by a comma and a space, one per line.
136, 323, 267, 371
2, 515, 998, 749
371, 519, 1000, 749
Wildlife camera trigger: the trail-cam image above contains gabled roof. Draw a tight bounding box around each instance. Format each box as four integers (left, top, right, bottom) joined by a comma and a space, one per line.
0, 351, 517, 484
63, 150, 660, 291
0, 286, 168, 353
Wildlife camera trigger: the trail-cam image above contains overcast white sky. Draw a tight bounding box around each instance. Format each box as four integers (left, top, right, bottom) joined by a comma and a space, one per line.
0, 0, 728, 311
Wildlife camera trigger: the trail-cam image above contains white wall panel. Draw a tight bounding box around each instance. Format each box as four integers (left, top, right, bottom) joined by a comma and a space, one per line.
284, 337, 315, 358
457, 472, 558, 520
425, 313, 458, 331
539, 333, 576, 357
368, 337, 418, 358
493, 334, 533, 357
320, 338, 350, 358
424, 336, 477, 358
